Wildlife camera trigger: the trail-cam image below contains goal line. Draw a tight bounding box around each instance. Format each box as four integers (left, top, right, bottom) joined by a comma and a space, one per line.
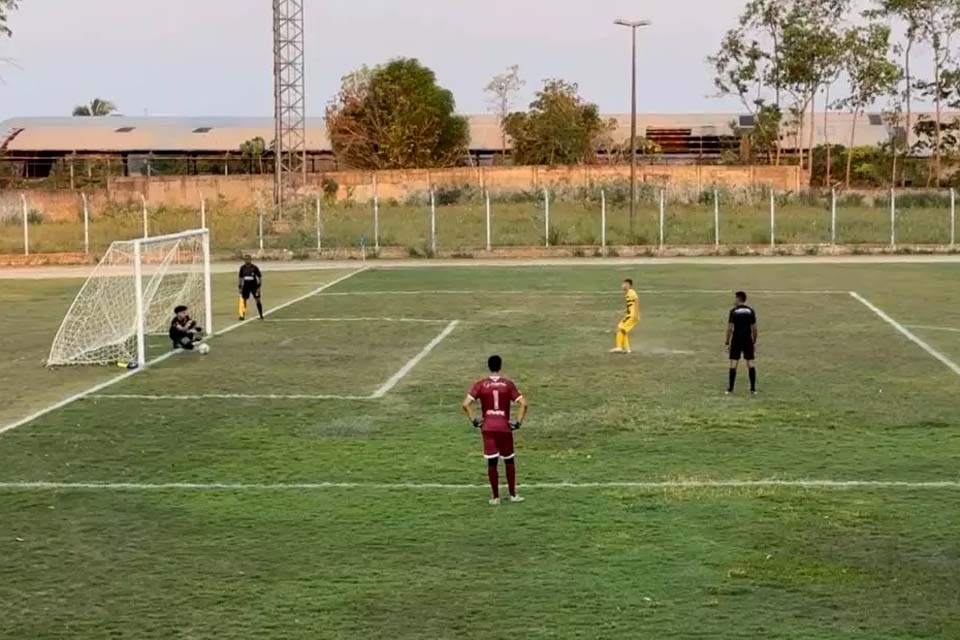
1, 479, 958, 491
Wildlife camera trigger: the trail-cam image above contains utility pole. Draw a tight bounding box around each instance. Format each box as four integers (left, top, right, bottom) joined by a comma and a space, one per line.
614, 18, 651, 235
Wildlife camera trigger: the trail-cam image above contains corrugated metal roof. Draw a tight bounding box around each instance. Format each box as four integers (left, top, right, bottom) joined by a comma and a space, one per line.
0, 112, 953, 153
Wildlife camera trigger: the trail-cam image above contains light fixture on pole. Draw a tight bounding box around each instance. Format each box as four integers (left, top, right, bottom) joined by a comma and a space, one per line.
614, 18, 651, 236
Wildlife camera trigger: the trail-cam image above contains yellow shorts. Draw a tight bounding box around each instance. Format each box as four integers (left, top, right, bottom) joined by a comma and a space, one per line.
618, 317, 638, 333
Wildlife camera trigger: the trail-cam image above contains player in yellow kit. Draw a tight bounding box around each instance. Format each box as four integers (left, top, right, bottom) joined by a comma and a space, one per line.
610, 278, 639, 354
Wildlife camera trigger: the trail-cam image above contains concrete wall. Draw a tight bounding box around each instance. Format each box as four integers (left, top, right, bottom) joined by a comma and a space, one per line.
14, 164, 806, 221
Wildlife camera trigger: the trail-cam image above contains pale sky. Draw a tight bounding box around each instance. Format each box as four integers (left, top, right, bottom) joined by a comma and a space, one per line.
0, 0, 934, 120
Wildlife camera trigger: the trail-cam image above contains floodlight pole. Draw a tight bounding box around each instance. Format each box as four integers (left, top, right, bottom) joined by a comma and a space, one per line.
615, 18, 651, 236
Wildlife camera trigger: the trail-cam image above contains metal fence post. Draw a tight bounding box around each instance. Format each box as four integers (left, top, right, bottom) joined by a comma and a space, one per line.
316, 194, 322, 252
81, 192, 90, 255
658, 189, 665, 248
770, 188, 776, 247
373, 175, 380, 252
950, 188, 956, 249
831, 188, 837, 244
20, 194, 29, 256
890, 188, 896, 248
139, 194, 149, 238
430, 188, 437, 255
713, 188, 720, 246
258, 204, 264, 252
543, 187, 550, 247
485, 191, 492, 252
600, 189, 607, 255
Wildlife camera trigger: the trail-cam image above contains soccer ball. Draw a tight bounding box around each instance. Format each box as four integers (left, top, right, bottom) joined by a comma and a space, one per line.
197, 343, 210, 355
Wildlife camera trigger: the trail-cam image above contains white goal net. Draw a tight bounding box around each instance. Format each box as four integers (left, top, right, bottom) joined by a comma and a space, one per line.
47, 229, 212, 367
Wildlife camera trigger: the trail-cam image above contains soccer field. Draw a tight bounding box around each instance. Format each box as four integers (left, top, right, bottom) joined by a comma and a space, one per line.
2, 261, 959, 639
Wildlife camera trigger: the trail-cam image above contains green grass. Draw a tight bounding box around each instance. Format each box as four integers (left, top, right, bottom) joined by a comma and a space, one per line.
1, 262, 960, 639
2, 196, 957, 256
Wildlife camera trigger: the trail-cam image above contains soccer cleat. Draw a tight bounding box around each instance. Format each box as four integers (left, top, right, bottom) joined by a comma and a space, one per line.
489, 497, 501, 506
509, 495, 525, 503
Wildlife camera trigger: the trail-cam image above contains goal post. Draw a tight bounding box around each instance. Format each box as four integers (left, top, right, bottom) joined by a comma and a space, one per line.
47, 229, 212, 367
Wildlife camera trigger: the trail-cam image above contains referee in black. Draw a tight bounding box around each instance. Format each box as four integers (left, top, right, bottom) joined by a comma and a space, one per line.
725, 291, 758, 395
238, 256, 264, 321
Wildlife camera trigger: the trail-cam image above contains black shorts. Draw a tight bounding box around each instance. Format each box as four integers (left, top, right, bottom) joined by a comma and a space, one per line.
729, 338, 755, 361
170, 329, 198, 350
240, 281, 261, 300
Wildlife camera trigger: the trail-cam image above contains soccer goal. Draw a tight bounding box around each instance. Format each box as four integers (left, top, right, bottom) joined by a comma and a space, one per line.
47, 229, 213, 367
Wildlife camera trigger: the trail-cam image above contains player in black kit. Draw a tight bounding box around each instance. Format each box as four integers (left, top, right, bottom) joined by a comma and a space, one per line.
725, 291, 758, 395
238, 256, 263, 321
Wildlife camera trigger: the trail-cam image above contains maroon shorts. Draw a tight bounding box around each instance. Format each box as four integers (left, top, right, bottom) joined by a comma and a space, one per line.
482, 430, 515, 460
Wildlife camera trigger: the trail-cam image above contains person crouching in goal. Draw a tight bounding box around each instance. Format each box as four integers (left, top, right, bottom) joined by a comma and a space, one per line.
169, 305, 204, 350
238, 256, 263, 321
610, 278, 639, 354
725, 291, 758, 395
462, 355, 529, 505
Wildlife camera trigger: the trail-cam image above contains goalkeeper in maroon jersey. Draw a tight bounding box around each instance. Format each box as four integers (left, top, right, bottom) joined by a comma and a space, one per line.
462, 355, 529, 505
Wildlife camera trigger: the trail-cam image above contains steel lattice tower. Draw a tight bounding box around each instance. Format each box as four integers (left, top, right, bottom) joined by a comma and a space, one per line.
272, 0, 306, 213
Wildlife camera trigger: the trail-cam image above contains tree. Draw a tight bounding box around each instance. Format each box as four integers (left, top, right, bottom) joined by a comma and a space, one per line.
325, 58, 469, 170
778, 0, 850, 172
239, 136, 267, 174
484, 65, 525, 157
836, 24, 901, 188
502, 79, 613, 166
708, 0, 788, 164
72, 98, 118, 117
912, 1, 960, 186
868, 0, 934, 186
0, 0, 17, 39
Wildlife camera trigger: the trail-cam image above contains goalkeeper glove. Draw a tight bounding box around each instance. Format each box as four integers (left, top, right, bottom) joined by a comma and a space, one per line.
471, 418, 482, 429
510, 421, 522, 431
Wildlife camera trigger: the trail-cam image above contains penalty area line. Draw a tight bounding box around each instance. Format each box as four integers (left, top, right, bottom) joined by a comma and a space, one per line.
1, 480, 959, 491
849, 292, 960, 378
905, 324, 960, 334
94, 318, 462, 402
0, 267, 370, 437
371, 320, 460, 398
270, 317, 452, 324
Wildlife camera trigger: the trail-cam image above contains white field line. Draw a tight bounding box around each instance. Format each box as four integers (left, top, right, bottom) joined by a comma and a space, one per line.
850, 291, 960, 377
0, 267, 370, 436
270, 317, 451, 324
371, 320, 460, 398
905, 324, 960, 334
91, 393, 372, 401
1, 480, 959, 491
319, 289, 848, 297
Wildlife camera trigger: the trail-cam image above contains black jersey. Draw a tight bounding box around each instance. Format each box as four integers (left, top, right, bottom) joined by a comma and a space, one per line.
169, 315, 195, 337
239, 263, 262, 283
728, 304, 757, 341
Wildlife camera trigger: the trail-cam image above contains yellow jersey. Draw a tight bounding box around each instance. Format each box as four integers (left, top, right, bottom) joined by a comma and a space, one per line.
624, 288, 639, 321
